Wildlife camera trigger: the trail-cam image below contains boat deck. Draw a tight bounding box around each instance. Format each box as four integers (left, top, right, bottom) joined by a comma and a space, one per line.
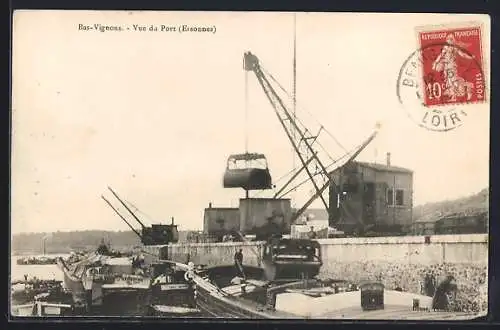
274, 289, 480, 320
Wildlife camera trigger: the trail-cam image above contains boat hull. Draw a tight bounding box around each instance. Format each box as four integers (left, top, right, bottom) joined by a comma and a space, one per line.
191, 265, 481, 320
94, 287, 151, 316
192, 264, 294, 318
57, 258, 87, 306
56, 257, 152, 316
151, 283, 195, 308
148, 304, 201, 317
194, 279, 278, 318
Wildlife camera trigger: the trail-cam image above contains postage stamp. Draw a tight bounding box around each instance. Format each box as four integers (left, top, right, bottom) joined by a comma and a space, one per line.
397, 22, 486, 132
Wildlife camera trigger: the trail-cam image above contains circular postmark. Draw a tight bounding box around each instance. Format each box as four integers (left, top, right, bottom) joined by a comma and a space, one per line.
397, 42, 486, 132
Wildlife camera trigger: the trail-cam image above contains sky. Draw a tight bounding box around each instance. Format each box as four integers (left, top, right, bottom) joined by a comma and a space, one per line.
11, 11, 490, 234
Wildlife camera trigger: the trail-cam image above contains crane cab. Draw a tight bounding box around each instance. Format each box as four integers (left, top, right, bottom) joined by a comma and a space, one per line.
223, 153, 273, 190
141, 224, 179, 246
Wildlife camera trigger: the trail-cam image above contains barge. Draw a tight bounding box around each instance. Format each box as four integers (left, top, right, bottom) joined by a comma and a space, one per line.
56, 245, 151, 315
180, 237, 480, 320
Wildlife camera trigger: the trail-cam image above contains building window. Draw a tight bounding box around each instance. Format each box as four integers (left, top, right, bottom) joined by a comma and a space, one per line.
387, 189, 394, 205
395, 189, 404, 206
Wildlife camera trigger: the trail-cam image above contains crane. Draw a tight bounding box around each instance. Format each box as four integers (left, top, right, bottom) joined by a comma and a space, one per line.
101, 186, 179, 245
243, 51, 379, 224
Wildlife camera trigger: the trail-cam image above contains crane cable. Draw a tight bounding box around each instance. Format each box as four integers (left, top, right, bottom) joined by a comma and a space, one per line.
259, 63, 349, 158
263, 64, 347, 158
261, 66, 341, 167
291, 13, 297, 204
124, 200, 154, 225
244, 68, 249, 156
254, 139, 362, 199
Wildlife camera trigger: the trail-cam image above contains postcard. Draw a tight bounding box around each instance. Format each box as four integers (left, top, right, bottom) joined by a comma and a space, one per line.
10, 11, 489, 320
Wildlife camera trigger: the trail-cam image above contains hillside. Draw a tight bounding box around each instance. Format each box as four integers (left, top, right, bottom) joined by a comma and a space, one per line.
12, 188, 489, 254
412, 188, 489, 223
11, 230, 195, 255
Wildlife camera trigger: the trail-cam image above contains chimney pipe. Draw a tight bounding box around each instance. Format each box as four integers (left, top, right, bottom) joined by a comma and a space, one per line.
171, 217, 174, 225
209, 202, 212, 209
386, 152, 391, 167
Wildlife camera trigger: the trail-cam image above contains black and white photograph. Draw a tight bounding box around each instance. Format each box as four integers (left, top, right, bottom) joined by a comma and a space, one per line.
10, 11, 490, 320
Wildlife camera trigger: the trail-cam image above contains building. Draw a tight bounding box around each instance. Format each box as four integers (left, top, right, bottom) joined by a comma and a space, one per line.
411, 211, 488, 235
328, 153, 413, 235
203, 203, 240, 239
239, 198, 292, 235
434, 211, 488, 234
203, 198, 292, 239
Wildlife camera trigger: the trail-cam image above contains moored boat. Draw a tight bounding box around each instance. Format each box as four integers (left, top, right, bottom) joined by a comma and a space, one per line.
147, 260, 200, 317
56, 241, 152, 316
16, 256, 58, 265
183, 237, 481, 320
11, 301, 74, 317
11, 279, 70, 305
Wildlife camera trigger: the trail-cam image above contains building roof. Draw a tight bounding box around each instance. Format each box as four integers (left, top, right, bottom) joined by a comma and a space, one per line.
355, 161, 413, 174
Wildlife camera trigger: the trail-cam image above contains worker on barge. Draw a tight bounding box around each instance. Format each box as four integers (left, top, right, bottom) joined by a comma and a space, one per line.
234, 249, 246, 280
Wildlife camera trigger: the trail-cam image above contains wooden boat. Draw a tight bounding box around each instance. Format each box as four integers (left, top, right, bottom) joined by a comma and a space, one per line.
148, 260, 200, 317
16, 256, 58, 265
11, 301, 74, 317
56, 247, 152, 316
11, 279, 71, 306
178, 238, 481, 320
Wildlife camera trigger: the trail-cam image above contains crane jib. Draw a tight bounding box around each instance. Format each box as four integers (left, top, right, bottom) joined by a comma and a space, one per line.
101, 195, 143, 240
242, 51, 378, 223
107, 186, 148, 229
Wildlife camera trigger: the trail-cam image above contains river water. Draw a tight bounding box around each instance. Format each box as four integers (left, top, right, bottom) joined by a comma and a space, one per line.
10, 254, 68, 283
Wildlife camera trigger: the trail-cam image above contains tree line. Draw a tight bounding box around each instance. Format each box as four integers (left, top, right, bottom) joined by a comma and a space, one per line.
12, 188, 488, 255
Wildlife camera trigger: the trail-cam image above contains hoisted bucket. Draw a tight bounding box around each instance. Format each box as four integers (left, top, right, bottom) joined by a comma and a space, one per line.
223, 153, 273, 190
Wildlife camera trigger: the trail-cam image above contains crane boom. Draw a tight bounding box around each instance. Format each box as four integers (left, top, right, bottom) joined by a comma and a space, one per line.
292, 130, 379, 222
107, 186, 148, 229
244, 52, 329, 213
101, 195, 143, 239
243, 51, 378, 223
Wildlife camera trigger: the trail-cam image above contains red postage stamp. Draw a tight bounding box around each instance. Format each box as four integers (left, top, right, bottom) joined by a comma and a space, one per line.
417, 24, 485, 107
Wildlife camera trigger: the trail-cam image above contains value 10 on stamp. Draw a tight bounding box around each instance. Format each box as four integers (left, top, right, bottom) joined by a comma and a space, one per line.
397, 23, 486, 132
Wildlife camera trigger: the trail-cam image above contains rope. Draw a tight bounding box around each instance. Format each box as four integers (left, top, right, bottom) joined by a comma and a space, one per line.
124, 200, 153, 225
245, 70, 249, 155
274, 139, 368, 198
247, 56, 358, 202
292, 13, 297, 200
260, 65, 343, 168
259, 63, 349, 155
